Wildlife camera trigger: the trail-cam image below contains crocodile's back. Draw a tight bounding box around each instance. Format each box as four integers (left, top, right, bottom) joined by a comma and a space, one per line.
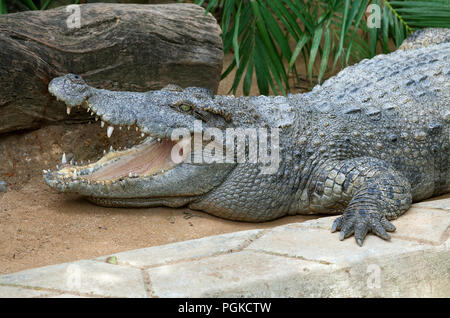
297, 42, 450, 201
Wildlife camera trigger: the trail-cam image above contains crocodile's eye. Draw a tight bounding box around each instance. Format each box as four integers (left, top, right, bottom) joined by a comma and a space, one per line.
69, 74, 85, 85
180, 104, 192, 112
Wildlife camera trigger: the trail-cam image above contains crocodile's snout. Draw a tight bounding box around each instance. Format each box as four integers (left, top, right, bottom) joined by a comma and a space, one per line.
49, 74, 91, 108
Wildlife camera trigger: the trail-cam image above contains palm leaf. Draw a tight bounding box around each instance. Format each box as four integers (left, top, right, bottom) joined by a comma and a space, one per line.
0, 0, 7, 14
193, 0, 449, 95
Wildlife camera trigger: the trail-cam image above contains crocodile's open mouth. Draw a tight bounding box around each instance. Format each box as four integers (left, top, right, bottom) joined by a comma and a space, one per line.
44, 102, 186, 185
44, 74, 236, 204
54, 137, 181, 184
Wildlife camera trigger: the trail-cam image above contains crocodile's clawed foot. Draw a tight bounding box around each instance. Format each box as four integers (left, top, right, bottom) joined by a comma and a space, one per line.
331, 210, 396, 246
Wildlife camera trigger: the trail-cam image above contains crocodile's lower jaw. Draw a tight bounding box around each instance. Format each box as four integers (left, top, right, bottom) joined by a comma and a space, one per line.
87, 196, 196, 208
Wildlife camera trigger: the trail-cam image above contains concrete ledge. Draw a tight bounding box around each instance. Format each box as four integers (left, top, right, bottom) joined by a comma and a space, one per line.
0, 197, 448, 297
0, 260, 148, 297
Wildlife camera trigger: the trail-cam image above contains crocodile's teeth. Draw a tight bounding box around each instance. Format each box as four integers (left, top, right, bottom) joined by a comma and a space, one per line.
101, 121, 105, 128
91, 112, 94, 116
129, 172, 132, 177
107, 126, 114, 138
103, 150, 106, 154
109, 146, 114, 152
73, 170, 77, 179
95, 117, 99, 121
61, 153, 67, 165
66, 107, 71, 115
141, 133, 145, 137
136, 127, 139, 132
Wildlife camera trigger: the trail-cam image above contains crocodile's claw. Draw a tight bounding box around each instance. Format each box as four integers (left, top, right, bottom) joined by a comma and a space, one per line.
331, 210, 396, 246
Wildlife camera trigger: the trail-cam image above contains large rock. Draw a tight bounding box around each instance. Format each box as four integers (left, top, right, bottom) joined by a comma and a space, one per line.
0, 3, 223, 134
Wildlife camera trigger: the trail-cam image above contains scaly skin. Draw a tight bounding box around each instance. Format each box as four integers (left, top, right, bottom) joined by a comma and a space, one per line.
44, 30, 450, 246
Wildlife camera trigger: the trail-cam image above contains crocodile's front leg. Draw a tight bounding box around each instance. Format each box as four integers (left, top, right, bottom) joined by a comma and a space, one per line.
308, 157, 412, 246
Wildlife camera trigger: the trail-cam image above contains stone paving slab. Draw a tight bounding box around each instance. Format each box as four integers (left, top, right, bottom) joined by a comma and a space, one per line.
48, 293, 90, 298
147, 245, 449, 297
246, 225, 429, 265
0, 285, 57, 298
295, 206, 449, 245
0, 198, 448, 297
414, 194, 450, 211
0, 260, 147, 297
93, 229, 263, 268
390, 207, 449, 245
147, 250, 335, 297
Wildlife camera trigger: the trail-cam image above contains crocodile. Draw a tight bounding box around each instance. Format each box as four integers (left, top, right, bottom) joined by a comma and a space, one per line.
44, 31, 450, 246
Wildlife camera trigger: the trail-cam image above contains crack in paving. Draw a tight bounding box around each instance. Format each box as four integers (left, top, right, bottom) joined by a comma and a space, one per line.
246, 249, 335, 266
141, 229, 270, 269
141, 268, 155, 298
90, 229, 271, 271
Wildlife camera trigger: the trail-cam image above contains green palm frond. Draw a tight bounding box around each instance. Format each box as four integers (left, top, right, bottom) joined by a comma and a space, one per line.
0, 0, 80, 14
0, 0, 7, 14
192, 0, 450, 95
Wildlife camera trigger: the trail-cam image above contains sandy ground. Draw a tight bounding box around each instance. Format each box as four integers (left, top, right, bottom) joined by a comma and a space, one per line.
0, 174, 317, 275
0, 54, 320, 275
